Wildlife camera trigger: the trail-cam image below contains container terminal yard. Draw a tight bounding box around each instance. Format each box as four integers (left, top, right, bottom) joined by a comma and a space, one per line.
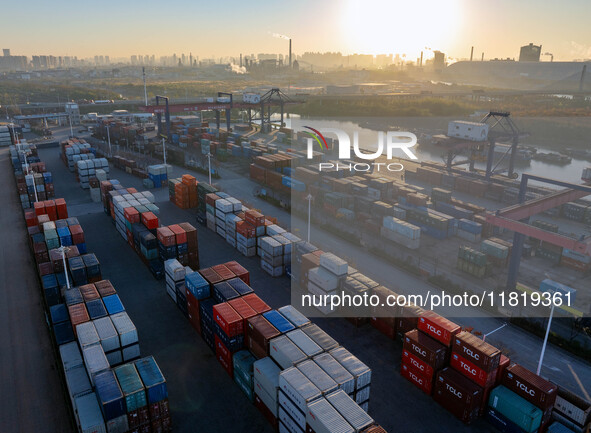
2, 104, 591, 433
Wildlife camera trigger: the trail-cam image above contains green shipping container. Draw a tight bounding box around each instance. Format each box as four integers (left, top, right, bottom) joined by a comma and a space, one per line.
481, 240, 509, 259
114, 364, 147, 413
489, 386, 542, 433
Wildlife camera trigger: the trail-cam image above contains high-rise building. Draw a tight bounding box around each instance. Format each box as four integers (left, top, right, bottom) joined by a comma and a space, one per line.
3, 49, 10, 57
519, 43, 542, 62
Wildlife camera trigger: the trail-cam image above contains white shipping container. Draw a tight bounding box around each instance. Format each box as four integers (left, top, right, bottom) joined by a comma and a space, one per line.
278, 391, 307, 430
301, 324, 339, 352
270, 336, 307, 369
278, 305, 310, 328
297, 360, 338, 395
254, 357, 281, 400
75, 393, 107, 433
60, 341, 84, 371
261, 236, 283, 256
313, 353, 355, 394
215, 198, 233, 213
165, 259, 186, 282
447, 120, 489, 142
82, 345, 110, 386
255, 378, 279, 416
267, 224, 286, 236
329, 347, 372, 390
308, 284, 336, 315
278, 367, 322, 415
278, 406, 303, 433
286, 329, 322, 358
77, 321, 100, 350
308, 267, 339, 291
306, 397, 354, 433
326, 390, 373, 432
65, 366, 93, 411
110, 312, 138, 347
319, 253, 348, 276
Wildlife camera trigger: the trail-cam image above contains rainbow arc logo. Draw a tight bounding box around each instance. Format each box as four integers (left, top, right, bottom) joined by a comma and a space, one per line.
303, 126, 327, 150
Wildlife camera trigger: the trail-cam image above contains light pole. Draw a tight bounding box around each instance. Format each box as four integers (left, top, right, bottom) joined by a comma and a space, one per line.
306, 194, 313, 242
162, 137, 167, 166
537, 302, 556, 375
68, 114, 74, 138
482, 322, 508, 342
206, 153, 212, 185
58, 246, 71, 289
106, 124, 112, 157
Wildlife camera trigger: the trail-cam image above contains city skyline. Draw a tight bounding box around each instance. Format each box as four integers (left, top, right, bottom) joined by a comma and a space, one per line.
1, 0, 590, 62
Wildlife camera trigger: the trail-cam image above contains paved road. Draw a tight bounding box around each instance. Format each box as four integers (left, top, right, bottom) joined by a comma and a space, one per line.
0, 147, 74, 433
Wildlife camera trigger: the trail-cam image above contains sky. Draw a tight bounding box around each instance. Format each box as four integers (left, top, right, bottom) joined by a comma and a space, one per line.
2, 0, 590, 62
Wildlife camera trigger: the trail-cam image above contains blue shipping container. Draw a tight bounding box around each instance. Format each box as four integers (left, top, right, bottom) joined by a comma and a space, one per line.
185, 272, 210, 300
94, 370, 126, 421
103, 294, 125, 315
134, 356, 168, 404
227, 278, 254, 296
263, 310, 295, 333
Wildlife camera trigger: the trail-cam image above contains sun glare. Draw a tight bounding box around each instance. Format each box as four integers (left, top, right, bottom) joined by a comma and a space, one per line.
341, 0, 461, 58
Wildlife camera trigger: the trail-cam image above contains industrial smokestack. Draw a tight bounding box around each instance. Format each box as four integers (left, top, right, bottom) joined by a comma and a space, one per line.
481, 52, 484, 61
420, 51, 423, 67
580, 65, 587, 92
289, 39, 292, 68
470, 46, 474, 61
240, 53, 242, 68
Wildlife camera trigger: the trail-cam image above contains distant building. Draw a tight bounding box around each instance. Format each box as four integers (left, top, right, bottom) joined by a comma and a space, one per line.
3, 49, 10, 56
433, 51, 446, 70
519, 43, 541, 62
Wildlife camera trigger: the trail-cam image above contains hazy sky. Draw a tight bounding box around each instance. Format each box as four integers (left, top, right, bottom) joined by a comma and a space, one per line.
2, 0, 590, 61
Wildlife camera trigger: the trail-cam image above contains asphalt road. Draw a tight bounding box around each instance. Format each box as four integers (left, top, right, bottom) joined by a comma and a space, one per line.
0, 147, 74, 433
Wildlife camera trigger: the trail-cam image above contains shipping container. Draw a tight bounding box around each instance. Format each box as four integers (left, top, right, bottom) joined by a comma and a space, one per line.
403, 329, 447, 370
502, 364, 557, 411
306, 397, 355, 433
418, 311, 461, 347
453, 331, 501, 372
313, 353, 355, 395
433, 368, 483, 424
489, 386, 543, 433
326, 390, 374, 432
269, 335, 307, 369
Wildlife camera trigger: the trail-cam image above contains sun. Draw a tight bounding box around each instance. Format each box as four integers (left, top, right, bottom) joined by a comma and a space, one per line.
341, 0, 462, 59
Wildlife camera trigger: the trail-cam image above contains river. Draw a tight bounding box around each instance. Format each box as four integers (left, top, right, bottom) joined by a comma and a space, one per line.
281, 116, 590, 186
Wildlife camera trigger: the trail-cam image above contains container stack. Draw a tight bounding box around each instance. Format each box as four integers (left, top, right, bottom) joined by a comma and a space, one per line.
164, 259, 186, 306
169, 174, 198, 209
60, 139, 93, 172
457, 245, 489, 278
306, 253, 348, 315
486, 363, 558, 432
457, 219, 482, 243
76, 158, 109, 189
481, 239, 509, 267
400, 310, 459, 397
370, 286, 399, 339
381, 216, 421, 250
147, 164, 172, 188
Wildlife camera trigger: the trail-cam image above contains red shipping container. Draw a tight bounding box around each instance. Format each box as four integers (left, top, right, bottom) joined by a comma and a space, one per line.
124, 207, 140, 224
212, 264, 235, 281
502, 364, 557, 410
69, 225, 85, 244
450, 352, 497, 388
433, 367, 483, 424
370, 317, 396, 339
236, 221, 256, 238
245, 210, 265, 227
403, 329, 448, 370
34, 201, 46, 216
79, 284, 100, 302
452, 331, 501, 372
141, 212, 159, 230
246, 315, 280, 359
205, 193, 220, 206
25, 210, 37, 227
55, 198, 68, 219
213, 303, 243, 337
402, 349, 435, 378
418, 311, 461, 347
400, 361, 433, 395
199, 268, 223, 286
215, 334, 233, 377
68, 303, 90, 336
396, 304, 425, 337
178, 222, 198, 247
224, 261, 250, 285
38, 261, 54, 276
168, 224, 187, 245
44, 200, 57, 221
185, 290, 201, 334
95, 280, 116, 297
156, 227, 176, 247
242, 293, 271, 315
228, 297, 257, 333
